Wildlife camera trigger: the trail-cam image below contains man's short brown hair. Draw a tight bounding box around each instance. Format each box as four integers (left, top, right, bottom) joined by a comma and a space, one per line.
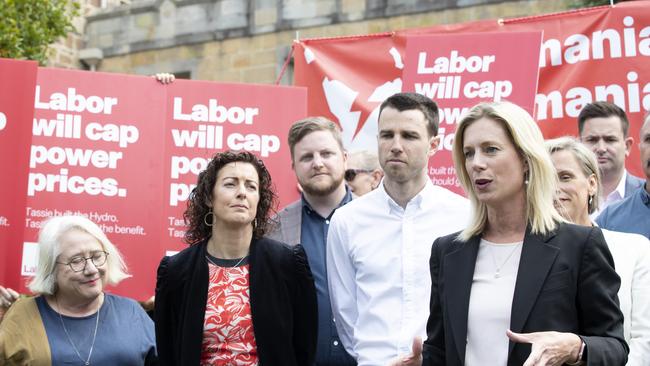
288, 116, 344, 160
378, 92, 440, 137
578, 101, 630, 137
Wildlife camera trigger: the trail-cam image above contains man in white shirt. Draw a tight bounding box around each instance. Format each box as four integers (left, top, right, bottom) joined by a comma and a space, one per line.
578, 101, 644, 214
326, 92, 469, 365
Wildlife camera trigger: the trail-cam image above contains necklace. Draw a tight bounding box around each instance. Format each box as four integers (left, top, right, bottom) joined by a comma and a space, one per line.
206, 254, 248, 280
55, 296, 101, 366
488, 243, 522, 278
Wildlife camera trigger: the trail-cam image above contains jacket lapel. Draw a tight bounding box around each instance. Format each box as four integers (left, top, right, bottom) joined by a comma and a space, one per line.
444, 236, 480, 363
508, 227, 559, 355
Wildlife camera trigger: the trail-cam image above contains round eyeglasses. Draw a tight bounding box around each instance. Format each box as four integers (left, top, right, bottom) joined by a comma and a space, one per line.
56, 251, 109, 272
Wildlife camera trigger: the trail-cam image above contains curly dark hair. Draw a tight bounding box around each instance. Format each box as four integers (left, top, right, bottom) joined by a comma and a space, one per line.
183, 150, 278, 245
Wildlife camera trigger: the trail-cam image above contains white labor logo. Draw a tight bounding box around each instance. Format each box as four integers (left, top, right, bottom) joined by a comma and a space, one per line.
0, 112, 6, 131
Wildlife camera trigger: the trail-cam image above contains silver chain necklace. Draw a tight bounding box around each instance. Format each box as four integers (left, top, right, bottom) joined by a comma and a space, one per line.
56, 296, 101, 366
206, 255, 247, 280
489, 243, 522, 278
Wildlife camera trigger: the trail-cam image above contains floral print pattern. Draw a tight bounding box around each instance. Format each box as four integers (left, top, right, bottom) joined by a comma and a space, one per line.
201, 262, 258, 366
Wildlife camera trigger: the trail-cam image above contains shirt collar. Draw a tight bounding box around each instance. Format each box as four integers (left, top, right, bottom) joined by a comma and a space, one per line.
378, 178, 434, 214
301, 185, 353, 219
609, 170, 629, 201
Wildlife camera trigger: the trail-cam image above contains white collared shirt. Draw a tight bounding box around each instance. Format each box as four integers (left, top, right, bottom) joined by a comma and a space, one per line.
599, 170, 629, 213
607, 170, 628, 200
326, 180, 470, 365
591, 171, 628, 220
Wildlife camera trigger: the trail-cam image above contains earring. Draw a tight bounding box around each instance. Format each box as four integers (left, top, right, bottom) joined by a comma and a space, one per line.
524, 172, 529, 185
588, 195, 593, 207
252, 218, 258, 228
203, 211, 214, 226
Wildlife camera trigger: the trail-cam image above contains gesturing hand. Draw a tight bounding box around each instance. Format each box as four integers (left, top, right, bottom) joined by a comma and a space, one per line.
386, 336, 423, 366
507, 329, 582, 366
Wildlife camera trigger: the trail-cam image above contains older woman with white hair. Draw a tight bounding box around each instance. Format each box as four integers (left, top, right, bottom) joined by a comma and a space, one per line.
547, 136, 650, 366
0, 215, 156, 365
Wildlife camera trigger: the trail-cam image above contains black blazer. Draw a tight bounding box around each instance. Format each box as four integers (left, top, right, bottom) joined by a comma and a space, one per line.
422, 223, 628, 366
154, 237, 318, 366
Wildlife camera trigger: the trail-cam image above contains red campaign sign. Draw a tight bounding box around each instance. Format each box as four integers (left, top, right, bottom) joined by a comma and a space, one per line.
160, 80, 304, 255
402, 32, 541, 194
22, 68, 168, 298
0, 58, 38, 286
293, 1, 650, 184
3, 67, 306, 300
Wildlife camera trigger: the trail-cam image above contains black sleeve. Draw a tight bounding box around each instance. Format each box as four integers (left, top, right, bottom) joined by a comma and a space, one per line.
290, 244, 318, 366
154, 256, 174, 366
144, 347, 158, 366
422, 238, 446, 365
577, 227, 629, 365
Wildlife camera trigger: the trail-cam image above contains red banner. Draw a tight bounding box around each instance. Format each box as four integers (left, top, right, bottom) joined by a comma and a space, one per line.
0, 58, 38, 286
294, 1, 650, 185
403, 32, 541, 193
160, 80, 305, 254
3, 67, 305, 299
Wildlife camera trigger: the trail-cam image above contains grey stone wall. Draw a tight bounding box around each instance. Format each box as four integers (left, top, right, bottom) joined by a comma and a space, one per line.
85, 0, 512, 57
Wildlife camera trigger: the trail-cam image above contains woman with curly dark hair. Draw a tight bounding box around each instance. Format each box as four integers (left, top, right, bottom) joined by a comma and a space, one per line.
154, 150, 317, 366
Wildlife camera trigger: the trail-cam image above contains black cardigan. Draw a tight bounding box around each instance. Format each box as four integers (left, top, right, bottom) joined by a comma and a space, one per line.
154, 237, 318, 366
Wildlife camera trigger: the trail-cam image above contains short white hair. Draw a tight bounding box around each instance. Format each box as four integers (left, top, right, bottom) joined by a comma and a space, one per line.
348, 149, 381, 171
28, 215, 130, 295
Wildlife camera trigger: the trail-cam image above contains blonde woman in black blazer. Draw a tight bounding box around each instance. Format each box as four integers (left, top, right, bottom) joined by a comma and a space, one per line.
155, 151, 317, 366
394, 102, 627, 366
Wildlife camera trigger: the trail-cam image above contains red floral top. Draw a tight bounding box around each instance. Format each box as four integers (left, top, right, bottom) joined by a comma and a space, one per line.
200, 258, 258, 366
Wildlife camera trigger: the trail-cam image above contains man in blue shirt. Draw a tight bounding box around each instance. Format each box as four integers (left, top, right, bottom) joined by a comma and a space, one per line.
597, 111, 650, 238
268, 116, 356, 366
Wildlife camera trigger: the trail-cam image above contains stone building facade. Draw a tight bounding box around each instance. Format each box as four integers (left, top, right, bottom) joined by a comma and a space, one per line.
58, 0, 573, 84
49, 0, 128, 69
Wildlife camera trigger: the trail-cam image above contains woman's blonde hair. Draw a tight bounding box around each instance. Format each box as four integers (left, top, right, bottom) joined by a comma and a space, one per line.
452, 101, 564, 241
28, 215, 130, 295
546, 136, 602, 214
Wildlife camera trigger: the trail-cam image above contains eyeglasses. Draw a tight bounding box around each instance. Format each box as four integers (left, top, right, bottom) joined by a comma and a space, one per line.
345, 169, 372, 182
56, 251, 109, 272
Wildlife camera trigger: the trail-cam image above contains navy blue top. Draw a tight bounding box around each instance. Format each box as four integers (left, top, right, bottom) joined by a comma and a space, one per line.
596, 183, 650, 239
37, 293, 156, 365
301, 188, 356, 366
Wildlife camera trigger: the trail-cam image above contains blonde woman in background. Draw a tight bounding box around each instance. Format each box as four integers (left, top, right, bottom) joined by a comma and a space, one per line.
547, 136, 650, 366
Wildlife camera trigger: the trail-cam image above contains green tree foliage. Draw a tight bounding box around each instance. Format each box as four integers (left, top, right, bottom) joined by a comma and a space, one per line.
0, 0, 79, 65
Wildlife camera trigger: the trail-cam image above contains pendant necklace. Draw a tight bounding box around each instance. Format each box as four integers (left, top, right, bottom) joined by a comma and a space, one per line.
206, 254, 248, 280
489, 243, 522, 278
56, 296, 101, 366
